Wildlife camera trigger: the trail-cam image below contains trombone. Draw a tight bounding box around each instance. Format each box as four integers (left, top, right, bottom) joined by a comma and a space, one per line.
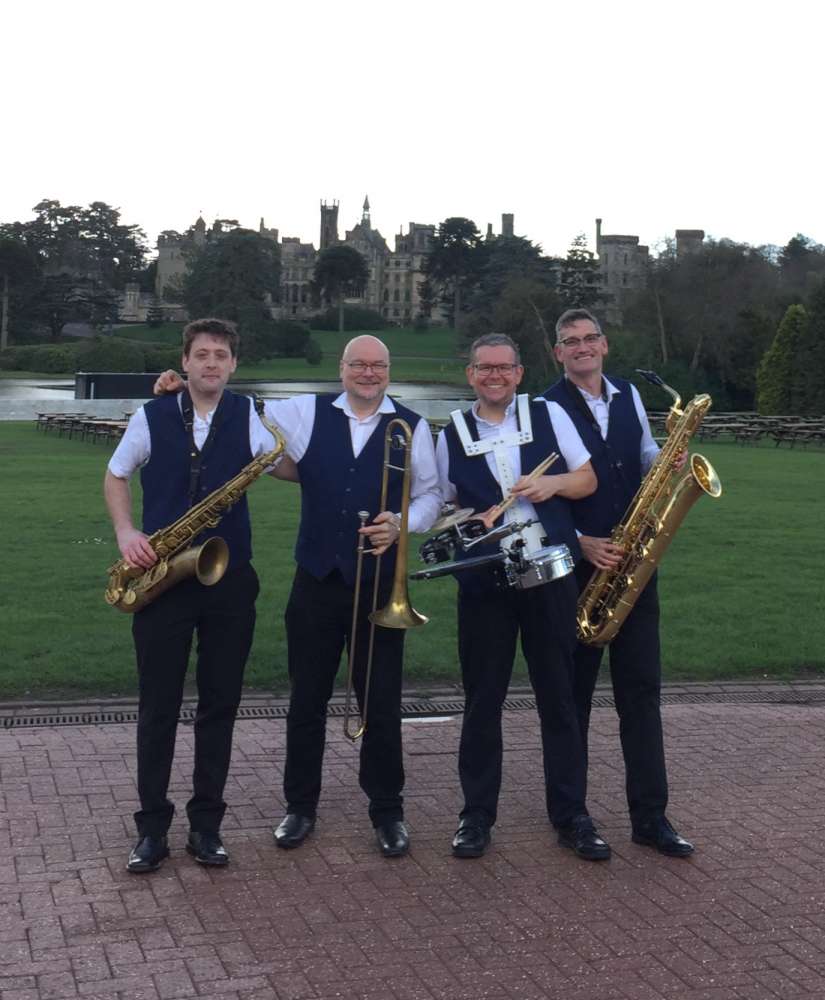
342, 418, 428, 742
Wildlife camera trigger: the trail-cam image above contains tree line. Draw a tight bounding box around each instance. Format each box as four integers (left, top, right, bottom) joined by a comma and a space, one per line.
421, 218, 825, 413
2, 200, 824, 412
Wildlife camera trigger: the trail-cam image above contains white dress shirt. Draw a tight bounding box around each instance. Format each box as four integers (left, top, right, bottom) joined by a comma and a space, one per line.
108, 396, 276, 480
574, 377, 660, 474
263, 392, 442, 534
435, 396, 591, 531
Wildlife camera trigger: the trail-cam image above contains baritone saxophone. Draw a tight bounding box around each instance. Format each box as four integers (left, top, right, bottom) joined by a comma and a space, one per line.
104, 399, 286, 613
576, 371, 722, 646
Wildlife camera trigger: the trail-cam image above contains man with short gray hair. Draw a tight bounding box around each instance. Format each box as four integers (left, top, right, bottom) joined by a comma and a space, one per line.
544, 308, 694, 857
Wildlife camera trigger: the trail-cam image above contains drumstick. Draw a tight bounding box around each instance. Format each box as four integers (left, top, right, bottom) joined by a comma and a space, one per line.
487, 452, 559, 521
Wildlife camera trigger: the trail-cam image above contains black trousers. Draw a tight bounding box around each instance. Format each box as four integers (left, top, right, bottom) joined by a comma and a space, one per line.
456, 573, 587, 829
283, 566, 405, 826
573, 563, 668, 826
131, 563, 258, 837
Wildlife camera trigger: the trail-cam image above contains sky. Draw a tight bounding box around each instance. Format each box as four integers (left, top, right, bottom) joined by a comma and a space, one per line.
3, 0, 823, 259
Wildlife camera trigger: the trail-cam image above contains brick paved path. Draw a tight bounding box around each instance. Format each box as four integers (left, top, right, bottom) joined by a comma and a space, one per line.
2, 700, 825, 1000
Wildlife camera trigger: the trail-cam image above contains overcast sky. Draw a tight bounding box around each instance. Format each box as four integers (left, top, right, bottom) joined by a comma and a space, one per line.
3, 0, 822, 258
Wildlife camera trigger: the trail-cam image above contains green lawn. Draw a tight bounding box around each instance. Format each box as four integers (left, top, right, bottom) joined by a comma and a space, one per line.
1, 423, 823, 700
10, 325, 467, 383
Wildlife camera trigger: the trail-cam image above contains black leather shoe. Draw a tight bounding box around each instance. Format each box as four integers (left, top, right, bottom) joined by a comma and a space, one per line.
557, 815, 612, 861
375, 820, 409, 857
632, 816, 694, 857
273, 813, 315, 849
451, 820, 491, 859
126, 835, 169, 873
186, 831, 229, 866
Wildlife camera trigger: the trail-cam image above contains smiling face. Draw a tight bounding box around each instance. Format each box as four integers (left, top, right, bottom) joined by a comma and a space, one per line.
553, 318, 608, 383
466, 344, 524, 413
182, 332, 237, 401
340, 335, 391, 413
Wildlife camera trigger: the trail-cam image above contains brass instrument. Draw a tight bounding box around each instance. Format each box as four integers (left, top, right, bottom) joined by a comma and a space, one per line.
105, 400, 286, 613
577, 370, 722, 646
343, 418, 428, 741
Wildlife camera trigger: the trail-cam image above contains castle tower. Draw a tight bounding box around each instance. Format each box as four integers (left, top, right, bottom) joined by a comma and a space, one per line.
675, 229, 705, 256
320, 200, 339, 250
595, 217, 603, 255
362, 194, 371, 230
501, 213, 514, 238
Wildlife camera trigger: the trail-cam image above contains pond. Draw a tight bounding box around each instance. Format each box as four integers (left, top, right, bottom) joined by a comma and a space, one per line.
0, 377, 473, 402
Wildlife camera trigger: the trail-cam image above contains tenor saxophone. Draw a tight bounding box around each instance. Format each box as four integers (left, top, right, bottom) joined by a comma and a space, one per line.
576, 371, 722, 646
105, 401, 285, 613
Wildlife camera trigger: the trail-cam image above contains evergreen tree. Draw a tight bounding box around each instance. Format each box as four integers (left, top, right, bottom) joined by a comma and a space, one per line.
756, 304, 806, 414
559, 233, 601, 309
422, 217, 483, 327
799, 279, 825, 414
312, 245, 369, 333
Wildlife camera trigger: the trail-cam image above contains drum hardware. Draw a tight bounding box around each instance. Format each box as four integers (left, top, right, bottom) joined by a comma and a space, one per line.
409, 550, 508, 581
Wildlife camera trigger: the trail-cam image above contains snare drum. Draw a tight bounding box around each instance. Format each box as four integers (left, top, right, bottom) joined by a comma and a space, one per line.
506, 544, 574, 590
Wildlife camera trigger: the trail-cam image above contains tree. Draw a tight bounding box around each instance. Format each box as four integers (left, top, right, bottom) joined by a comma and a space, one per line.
182, 228, 281, 320
0, 237, 41, 350
422, 217, 483, 327
756, 304, 805, 414
778, 234, 825, 306
312, 245, 369, 333
7, 199, 148, 286
461, 235, 561, 390
799, 278, 825, 414
463, 277, 562, 393
559, 233, 601, 309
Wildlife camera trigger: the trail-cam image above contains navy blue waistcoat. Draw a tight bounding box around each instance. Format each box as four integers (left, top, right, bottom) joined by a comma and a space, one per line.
141, 391, 254, 570
543, 375, 643, 537
444, 401, 581, 593
295, 395, 421, 586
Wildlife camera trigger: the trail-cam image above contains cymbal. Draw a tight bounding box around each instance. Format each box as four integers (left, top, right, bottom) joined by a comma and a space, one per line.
430, 507, 475, 532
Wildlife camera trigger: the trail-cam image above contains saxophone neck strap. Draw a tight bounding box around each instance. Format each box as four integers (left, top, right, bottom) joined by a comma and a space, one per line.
564, 376, 606, 436
181, 389, 227, 505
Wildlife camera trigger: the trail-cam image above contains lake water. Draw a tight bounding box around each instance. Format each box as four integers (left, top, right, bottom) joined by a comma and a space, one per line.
0, 377, 473, 402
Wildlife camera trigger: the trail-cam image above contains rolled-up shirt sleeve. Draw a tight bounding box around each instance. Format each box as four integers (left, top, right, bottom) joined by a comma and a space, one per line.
107, 407, 150, 480
263, 396, 316, 462
544, 400, 591, 470
407, 418, 442, 534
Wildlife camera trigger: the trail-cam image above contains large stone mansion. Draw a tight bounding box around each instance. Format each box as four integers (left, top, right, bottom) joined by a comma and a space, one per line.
148, 197, 450, 326
117, 200, 705, 326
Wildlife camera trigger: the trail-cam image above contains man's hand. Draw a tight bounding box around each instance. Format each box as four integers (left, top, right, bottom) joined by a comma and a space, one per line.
510, 474, 561, 505
474, 506, 501, 531
579, 535, 624, 570
672, 448, 688, 473
154, 369, 185, 395
360, 511, 401, 556
116, 527, 157, 569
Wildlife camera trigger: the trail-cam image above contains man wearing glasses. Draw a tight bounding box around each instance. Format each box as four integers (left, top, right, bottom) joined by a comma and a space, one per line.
544, 308, 694, 857
434, 333, 610, 861
155, 335, 441, 857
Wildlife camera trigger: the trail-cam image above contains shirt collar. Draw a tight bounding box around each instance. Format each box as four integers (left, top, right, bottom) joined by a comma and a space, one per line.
333, 391, 395, 421
471, 395, 517, 426
567, 375, 621, 403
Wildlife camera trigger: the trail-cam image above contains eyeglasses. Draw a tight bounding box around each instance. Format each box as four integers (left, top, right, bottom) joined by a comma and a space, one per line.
472, 363, 520, 375
557, 333, 603, 349
344, 361, 389, 373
